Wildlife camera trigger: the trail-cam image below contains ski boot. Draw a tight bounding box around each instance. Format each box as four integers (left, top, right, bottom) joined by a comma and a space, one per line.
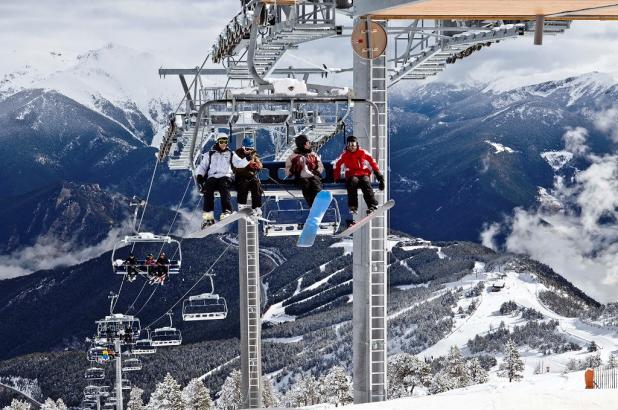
366, 205, 378, 215
252, 207, 262, 217
220, 210, 233, 221
201, 211, 215, 229
346, 219, 356, 228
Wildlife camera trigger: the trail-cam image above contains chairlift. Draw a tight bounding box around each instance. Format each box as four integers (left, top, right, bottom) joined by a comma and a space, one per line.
132, 329, 157, 355
111, 232, 182, 276
96, 313, 141, 345
87, 346, 114, 364
182, 275, 228, 321
122, 357, 142, 372
81, 400, 97, 409
83, 385, 100, 399
84, 367, 105, 381
151, 313, 182, 347
121, 379, 132, 390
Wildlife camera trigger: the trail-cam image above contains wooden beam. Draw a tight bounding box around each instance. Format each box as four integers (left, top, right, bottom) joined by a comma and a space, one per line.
366, 0, 618, 20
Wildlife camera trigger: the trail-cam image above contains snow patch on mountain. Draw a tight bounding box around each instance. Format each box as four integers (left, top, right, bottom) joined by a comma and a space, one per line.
485, 140, 515, 154
541, 150, 573, 171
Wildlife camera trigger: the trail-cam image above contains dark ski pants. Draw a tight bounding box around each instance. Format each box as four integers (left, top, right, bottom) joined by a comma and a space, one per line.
203, 177, 233, 213
236, 176, 263, 208
296, 176, 322, 206
346, 175, 378, 210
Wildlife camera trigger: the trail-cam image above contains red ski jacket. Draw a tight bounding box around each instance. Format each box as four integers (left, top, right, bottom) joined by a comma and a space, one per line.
334, 148, 380, 180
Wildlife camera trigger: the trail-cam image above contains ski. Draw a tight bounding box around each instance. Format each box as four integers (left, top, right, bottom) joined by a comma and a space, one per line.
334, 200, 395, 239
297, 190, 334, 247
186, 208, 253, 238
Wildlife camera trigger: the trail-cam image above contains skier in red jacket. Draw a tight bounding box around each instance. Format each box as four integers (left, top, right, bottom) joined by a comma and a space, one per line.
334, 136, 385, 218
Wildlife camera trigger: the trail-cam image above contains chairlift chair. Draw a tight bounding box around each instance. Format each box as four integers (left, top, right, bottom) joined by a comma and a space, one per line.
87, 346, 114, 364
132, 329, 157, 355
81, 400, 97, 409
111, 232, 182, 276
151, 313, 182, 347
84, 367, 105, 381
122, 357, 142, 372
182, 276, 228, 321
83, 385, 100, 399
121, 379, 132, 390
96, 313, 141, 345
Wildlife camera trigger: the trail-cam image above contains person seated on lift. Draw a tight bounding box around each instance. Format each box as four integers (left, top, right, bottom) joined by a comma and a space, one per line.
234, 136, 263, 216
196, 133, 250, 228
285, 134, 324, 206
155, 252, 170, 285
123, 253, 139, 282
334, 135, 385, 224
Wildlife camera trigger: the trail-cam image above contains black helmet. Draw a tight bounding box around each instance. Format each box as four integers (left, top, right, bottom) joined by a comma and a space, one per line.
295, 134, 309, 149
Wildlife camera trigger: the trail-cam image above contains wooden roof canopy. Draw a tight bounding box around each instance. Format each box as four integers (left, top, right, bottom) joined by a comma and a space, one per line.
359, 0, 618, 20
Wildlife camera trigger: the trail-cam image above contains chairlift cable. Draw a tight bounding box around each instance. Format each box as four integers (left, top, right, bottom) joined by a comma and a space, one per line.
112, 275, 127, 312
145, 238, 236, 329
157, 174, 194, 256
135, 286, 159, 316
126, 278, 149, 314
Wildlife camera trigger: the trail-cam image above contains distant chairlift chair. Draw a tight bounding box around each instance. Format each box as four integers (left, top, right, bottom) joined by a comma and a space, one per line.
182, 275, 228, 321
150, 313, 182, 347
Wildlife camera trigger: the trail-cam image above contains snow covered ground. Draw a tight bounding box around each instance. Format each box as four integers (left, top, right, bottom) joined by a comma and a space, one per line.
334, 371, 617, 410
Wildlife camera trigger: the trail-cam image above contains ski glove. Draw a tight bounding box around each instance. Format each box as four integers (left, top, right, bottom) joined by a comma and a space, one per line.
375, 172, 385, 191
196, 174, 205, 192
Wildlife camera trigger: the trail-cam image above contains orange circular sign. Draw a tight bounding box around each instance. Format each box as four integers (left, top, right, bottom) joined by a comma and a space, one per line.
351, 21, 387, 60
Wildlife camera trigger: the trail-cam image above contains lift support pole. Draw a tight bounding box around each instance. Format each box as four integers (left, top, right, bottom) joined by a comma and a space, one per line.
352, 17, 389, 404
239, 216, 262, 408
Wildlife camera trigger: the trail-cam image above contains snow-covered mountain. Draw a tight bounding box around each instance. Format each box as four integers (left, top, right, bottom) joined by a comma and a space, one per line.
1, 43, 179, 146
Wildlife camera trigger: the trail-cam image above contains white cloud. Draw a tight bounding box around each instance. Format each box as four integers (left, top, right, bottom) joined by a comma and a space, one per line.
0, 224, 131, 280
484, 127, 618, 303
563, 127, 589, 157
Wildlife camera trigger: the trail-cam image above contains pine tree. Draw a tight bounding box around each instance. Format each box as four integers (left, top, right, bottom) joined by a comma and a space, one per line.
182, 378, 213, 410
498, 339, 524, 382
2, 399, 31, 410
588, 341, 598, 352
466, 358, 489, 384
387, 353, 431, 398
607, 353, 616, 369
128, 386, 145, 410
54, 400, 66, 410
261, 376, 279, 408
303, 374, 320, 405
322, 366, 352, 407
147, 373, 183, 410
217, 369, 242, 410
446, 346, 470, 388
39, 399, 58, 410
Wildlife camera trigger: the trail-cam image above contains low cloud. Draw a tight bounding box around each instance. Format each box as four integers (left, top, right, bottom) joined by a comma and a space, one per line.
0, 224, 131, 280
482, 127, 618, 303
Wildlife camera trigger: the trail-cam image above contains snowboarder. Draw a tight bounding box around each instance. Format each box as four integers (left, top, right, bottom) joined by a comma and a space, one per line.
196, 133, 250, 228
334, 135, 385, 224
123, 253, 139, 282
234, 136, 263, 216
285, 134, 324, 206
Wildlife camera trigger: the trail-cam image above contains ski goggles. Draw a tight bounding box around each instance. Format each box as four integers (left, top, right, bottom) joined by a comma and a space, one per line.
217, 138, 229, 144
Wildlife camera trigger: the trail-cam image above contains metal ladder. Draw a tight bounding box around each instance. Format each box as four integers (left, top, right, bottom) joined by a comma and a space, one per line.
239, 216, 262, 408
367, 22, 388, 402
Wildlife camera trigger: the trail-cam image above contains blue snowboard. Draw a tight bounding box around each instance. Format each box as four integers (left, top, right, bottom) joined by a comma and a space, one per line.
297, 191, 333, 248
